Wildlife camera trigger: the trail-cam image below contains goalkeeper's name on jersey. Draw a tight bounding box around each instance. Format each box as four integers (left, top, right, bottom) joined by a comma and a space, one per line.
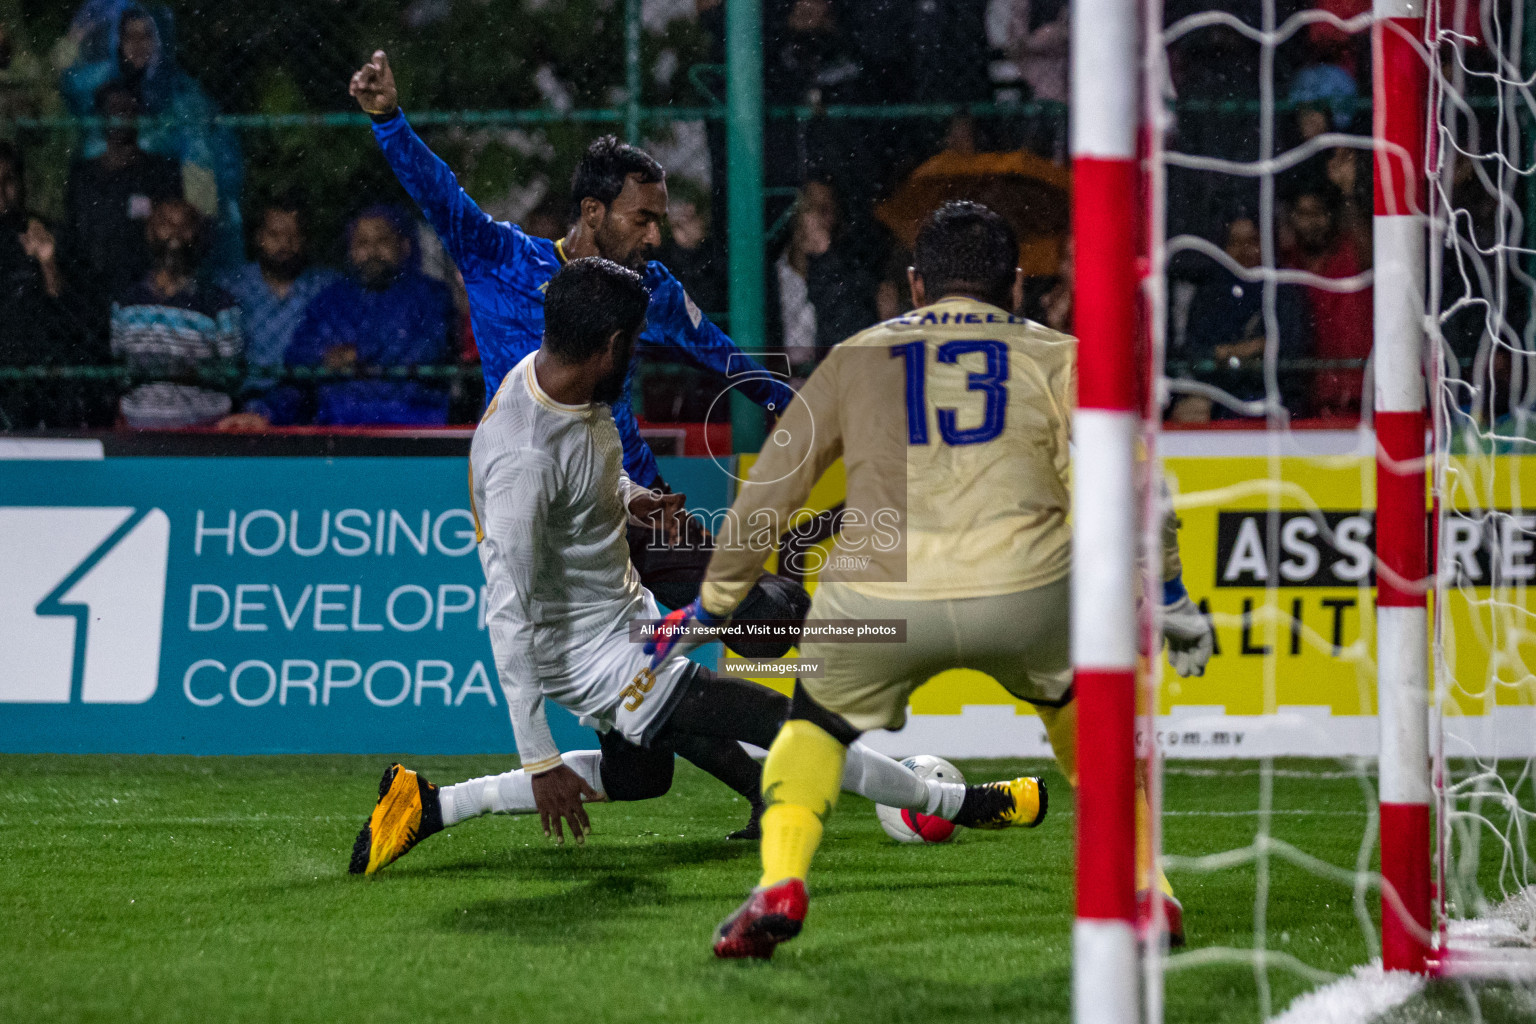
628, 619, 907, 643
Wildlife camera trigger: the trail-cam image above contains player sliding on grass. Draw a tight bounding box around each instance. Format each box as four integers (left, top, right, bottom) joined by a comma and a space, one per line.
349, 257, 1049, 875
648, 202, 1215, 959
348, 50, 810, 669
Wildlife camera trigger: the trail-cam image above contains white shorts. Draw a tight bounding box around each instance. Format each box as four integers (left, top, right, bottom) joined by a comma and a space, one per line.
571, 590, 693, 747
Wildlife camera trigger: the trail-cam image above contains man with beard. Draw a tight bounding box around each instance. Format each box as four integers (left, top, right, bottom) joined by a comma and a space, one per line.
348, 53, 810, 670
110, 196, 241, 429
350, 51, 793, 486
215, 199, 338, 430
352, 258, 1045, 873
283, 205, 452, 425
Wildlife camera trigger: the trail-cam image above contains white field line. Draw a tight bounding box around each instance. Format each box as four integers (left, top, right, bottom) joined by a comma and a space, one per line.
1165, 767, 1370, 780
0, 815, 360, 826
1267, 962, 1425, 1024
1164, 809, 1364, 817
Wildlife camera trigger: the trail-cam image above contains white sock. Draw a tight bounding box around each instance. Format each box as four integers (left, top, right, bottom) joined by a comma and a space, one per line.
926, 780, 968, 819
836, 742, 967, 819
438, 749, 606, 826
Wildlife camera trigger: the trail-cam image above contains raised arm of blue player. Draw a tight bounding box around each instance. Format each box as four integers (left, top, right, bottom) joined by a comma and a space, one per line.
370, 110, 529, 280
606, 270, 795, 486
641, 268, 798, 412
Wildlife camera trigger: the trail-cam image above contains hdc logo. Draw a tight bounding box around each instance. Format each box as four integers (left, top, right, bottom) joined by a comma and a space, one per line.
0, 507, 169, 703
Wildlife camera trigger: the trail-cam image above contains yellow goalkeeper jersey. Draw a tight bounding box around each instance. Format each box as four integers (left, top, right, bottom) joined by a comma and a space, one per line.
701, 296, 1077, 610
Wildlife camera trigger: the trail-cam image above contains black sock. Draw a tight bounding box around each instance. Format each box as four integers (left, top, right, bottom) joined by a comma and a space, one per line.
671, 733, 764, 811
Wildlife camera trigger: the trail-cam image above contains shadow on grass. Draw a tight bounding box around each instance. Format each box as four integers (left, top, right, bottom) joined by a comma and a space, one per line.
449, 873, 677, 941
435, 836, 1049, 950
687, 955, 1077, 1024
418, 837, 753, 878
444, 879, 1077, 1024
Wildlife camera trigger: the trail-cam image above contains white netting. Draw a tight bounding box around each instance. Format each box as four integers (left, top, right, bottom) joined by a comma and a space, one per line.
1139, 0, 1536, 1020
1429, 0, 1536, 988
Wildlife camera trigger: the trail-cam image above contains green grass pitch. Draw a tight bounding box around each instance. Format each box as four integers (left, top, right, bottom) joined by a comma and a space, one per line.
0, 753, 1526, 1023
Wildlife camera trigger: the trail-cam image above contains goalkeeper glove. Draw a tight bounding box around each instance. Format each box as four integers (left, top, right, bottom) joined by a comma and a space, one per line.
1161, 576, 1213, 678
645, 597, 726, 671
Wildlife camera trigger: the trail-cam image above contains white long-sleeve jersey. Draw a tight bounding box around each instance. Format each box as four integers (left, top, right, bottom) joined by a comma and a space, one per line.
469, 353, 690, 773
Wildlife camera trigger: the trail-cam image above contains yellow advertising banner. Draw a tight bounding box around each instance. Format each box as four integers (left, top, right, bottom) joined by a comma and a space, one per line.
729, 433, 1536, 759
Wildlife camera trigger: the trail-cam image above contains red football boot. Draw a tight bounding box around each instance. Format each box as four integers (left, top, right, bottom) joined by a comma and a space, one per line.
1136, 888, 1186, 948
713, 879, 810, 960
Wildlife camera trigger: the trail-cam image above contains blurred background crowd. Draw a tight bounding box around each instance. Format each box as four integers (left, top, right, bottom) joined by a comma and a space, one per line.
0, 0, 1517, 433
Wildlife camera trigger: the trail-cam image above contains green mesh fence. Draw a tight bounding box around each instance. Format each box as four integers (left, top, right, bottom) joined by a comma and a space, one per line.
0, 0, 1519, 433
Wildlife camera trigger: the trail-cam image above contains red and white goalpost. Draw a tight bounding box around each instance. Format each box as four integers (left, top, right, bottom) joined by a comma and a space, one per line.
1371, 0, 1433, 977
1070, 0, 1142, 1017
1072, 0, 1536, 1010
1069, 0, 1438, 1014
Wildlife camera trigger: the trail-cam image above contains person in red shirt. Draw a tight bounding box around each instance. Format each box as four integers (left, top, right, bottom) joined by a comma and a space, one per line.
1283, 177, 1372, 417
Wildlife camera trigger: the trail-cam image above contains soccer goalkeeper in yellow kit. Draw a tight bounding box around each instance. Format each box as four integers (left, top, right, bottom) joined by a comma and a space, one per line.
647, 201, 1214, 960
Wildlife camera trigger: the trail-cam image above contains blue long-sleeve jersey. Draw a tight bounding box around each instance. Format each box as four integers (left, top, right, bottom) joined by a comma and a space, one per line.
372, 110, 795, 487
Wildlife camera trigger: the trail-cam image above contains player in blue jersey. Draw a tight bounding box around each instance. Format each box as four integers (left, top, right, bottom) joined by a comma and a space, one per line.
349, 49, 808, 655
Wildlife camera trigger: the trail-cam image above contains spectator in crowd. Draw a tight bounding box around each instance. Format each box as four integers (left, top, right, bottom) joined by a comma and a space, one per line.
215, 198, 338, 431
760, 0, 870, 193
0, 143, 64, 342
853, 0, 992, 111
1276, 103, 1336, 205
519, 194, 567, 242
987, 0, 1069, 157
63, 80, 181, 301
1168, 215, 1311, 423
1287, 54, 1358, 134
1280, 39, 1369, 205
56, 1, 132, 68
1022, 235, 1073, 332
1, 18, 71, 217
0, 140, 111, 430
0, 18, 55, 121
1440, 155, 1514, 372
1281, 185, 1372, 418
1294, 102, 1329, 147
874, 247, 913, 322
768, 181, 876, 372
444, 264, 484, 425
1163, 7, 1261, 241
989, 0, 1068, 104
111, 197, 242, 428
1304, 0, 1372, 84
281, 206, 452, 426
654, 182, 727, 316
58, 3, 243, 269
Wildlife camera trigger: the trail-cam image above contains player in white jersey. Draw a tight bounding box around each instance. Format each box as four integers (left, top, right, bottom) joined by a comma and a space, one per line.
649, 203, 1214, 958
349, 257, 1050, 875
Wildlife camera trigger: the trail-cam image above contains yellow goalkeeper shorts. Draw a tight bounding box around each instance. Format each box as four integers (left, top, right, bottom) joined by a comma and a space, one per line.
796, 575, 1071, 732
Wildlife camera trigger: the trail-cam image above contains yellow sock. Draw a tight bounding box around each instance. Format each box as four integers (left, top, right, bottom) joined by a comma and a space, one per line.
758, 719, 848, 888
1041, 701, 1174, 898
1038, 702, 1078, 789
1135, 782, 1175, 897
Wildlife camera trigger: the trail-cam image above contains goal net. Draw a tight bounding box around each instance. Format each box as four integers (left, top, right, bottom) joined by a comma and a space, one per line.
1072, 0, 1536, 1019
1428, 0, 1536, 988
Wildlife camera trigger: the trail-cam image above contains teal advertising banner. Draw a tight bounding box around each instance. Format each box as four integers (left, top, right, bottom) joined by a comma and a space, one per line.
0, 456, 727, 754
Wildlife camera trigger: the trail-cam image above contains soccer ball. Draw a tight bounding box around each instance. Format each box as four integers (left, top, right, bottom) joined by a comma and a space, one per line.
875, 755, 965, 844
